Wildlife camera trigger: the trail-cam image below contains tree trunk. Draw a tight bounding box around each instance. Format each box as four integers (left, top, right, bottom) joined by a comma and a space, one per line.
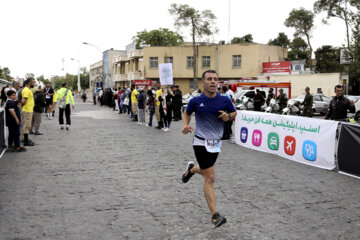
305, 33, 313, 71
192, 23, 198, 90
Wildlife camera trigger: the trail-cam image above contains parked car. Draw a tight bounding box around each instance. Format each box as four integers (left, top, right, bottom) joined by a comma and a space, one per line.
295, 94, 330, 115
345, 95, 360, 103
353, 98, 360, 123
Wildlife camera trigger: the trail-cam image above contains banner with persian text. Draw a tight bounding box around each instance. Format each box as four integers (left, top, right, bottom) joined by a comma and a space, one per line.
235, 111, 338, 170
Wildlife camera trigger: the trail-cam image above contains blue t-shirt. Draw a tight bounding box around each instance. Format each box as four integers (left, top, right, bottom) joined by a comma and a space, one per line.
186, 93, 236, 140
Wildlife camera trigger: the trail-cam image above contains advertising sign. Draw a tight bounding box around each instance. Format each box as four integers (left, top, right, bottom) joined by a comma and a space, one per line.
340, 48, 352, 65
159, 63, 173, 85
133, 80, 152, 86
263, 61, 291, 75
235, 111, 338, 170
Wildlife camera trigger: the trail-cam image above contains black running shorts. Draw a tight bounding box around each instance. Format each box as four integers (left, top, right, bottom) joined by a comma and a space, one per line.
45, 99, 53, 107
193, 145, 219, 170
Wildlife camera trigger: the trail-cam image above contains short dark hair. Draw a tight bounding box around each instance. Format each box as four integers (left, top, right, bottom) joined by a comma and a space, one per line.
7, 90, 16, 97
61, 82, 67, 87
201, 70, 217, 81
221, 85, 228, 92
334, 84, 342, 90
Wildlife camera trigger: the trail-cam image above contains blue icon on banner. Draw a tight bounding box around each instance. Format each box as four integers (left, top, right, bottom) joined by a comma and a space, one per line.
302, 140, 317, 161
240, 127, 248, 143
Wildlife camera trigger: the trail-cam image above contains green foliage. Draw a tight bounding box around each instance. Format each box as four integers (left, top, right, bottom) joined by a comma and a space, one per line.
350, 14, 360, 86
0, 67, 12, 81
315, 45, 340, 72
51, 68, 89, 91
132, 28, 184, 49
285, 8, 315, 39
25, 73, 35, 79
288, 38, 309, 61
313, 0, 356, 48
169, 3, 218, 87
169, 4, 218, 39
268, 32, 290, 48
285, 8, 315, 67
231, 34, 254, 44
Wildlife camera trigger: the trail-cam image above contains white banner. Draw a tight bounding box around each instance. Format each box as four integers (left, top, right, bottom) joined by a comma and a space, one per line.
159, 63, 173, 86
235, 111, 338, 170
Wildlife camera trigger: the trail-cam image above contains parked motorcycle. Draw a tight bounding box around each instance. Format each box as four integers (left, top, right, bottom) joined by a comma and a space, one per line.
265, 98, 280, 113
236, 96, 254, 110
282, 99, 301, 115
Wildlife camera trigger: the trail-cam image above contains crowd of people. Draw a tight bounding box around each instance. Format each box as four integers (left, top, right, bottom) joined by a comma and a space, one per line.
91, 82, 184, 132
2, 78, 75, 153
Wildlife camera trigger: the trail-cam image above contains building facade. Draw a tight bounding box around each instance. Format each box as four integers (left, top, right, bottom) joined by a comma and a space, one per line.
143, 43, 287, 93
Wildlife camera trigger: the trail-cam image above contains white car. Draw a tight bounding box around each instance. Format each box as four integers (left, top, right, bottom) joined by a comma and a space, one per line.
354, 98, 360, 123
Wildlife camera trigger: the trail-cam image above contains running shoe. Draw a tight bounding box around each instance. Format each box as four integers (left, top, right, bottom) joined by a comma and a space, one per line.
182, 162, 195, 183
212, 212, 227, 228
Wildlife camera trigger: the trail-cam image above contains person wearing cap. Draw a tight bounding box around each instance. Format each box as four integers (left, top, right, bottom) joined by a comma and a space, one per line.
302, 87, 313, 117
277, 88, 287, 112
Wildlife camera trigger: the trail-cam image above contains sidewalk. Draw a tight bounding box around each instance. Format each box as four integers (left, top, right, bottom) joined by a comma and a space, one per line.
0, 101, 359, 240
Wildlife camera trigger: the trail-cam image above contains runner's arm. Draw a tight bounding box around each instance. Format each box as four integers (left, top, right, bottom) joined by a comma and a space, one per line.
182, 111, 193, 134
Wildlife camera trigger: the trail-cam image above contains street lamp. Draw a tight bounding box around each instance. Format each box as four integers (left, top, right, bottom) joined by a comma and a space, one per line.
83, 42, 103, 90
70, 58, 81, 94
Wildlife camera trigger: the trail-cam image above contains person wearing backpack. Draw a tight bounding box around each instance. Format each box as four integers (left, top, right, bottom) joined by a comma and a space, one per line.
56, 82, 75, 130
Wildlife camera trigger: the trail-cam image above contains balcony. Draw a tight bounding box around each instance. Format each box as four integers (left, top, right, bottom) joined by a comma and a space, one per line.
113, 55, 129, 63
113, 74, 127, 82
128, 49, 143, 59
127, 71, 144, 81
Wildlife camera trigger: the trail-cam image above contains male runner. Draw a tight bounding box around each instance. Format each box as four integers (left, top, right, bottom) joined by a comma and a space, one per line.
182, 70, 237, 228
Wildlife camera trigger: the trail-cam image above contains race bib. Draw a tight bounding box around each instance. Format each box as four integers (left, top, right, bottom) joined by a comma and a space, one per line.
205, 139, 221, 153
46, 95, 51, 99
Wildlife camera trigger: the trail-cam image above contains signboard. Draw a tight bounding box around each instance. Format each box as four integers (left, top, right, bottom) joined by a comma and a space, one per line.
159, 63, 173, 85
133, 80, 152, 86
235, 111, 338, 170
340, 48, 352, 65
263, 61, 291, 75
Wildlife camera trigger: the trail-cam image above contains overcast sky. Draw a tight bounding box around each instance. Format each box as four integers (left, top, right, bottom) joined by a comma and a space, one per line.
0, 0, 347, 79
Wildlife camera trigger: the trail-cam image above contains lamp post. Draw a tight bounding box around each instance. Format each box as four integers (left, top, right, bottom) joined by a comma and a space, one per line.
83, 42, 103, 90
70, 58, 81, 94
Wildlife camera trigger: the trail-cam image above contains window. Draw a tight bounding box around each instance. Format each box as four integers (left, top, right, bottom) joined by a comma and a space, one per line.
202, 56, 211, 68
187, 56, 194, 68
233, 55, 242, 67
149, 57, 158, 68
314, 95, 321, 101
165, 57, 173, 63
189, 79, 195, 89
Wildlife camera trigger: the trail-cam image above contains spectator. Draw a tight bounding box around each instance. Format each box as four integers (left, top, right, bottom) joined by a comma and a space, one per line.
137, 87, 146, 125
31, 85, 46, 135
146, 89, 155, 127
44, 82, 55, 119
5, 90, 25, 152
21, 78, 35, 146
131, 85, 138, 122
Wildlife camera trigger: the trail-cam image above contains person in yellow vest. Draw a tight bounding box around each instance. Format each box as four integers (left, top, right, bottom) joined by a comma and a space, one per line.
56, 83, 75, 130
21, 78, 36, 146
52, 90, 57, 117
131, 84, 138, 122
155, 82, 163, 129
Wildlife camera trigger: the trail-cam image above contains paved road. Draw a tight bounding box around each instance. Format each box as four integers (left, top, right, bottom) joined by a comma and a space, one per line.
1, 101, 360, 240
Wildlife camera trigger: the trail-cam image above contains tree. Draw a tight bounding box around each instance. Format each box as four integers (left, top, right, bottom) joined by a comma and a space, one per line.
80, 67, 90, 89
169, 4, 218, 88
314, 0, 356, 48
0, 67, 12, 81
288, 37, 309, 62
315, 45, 340, 72
268, 32, 291, 48
25, 73, 34, 79
349, 10, 360, 92
285, 8, 315, 68
231, 34, 254, 44
132, 28, 183, 49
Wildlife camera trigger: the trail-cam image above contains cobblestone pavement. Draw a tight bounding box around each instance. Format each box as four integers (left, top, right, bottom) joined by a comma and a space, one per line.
1, 101, 360, 240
